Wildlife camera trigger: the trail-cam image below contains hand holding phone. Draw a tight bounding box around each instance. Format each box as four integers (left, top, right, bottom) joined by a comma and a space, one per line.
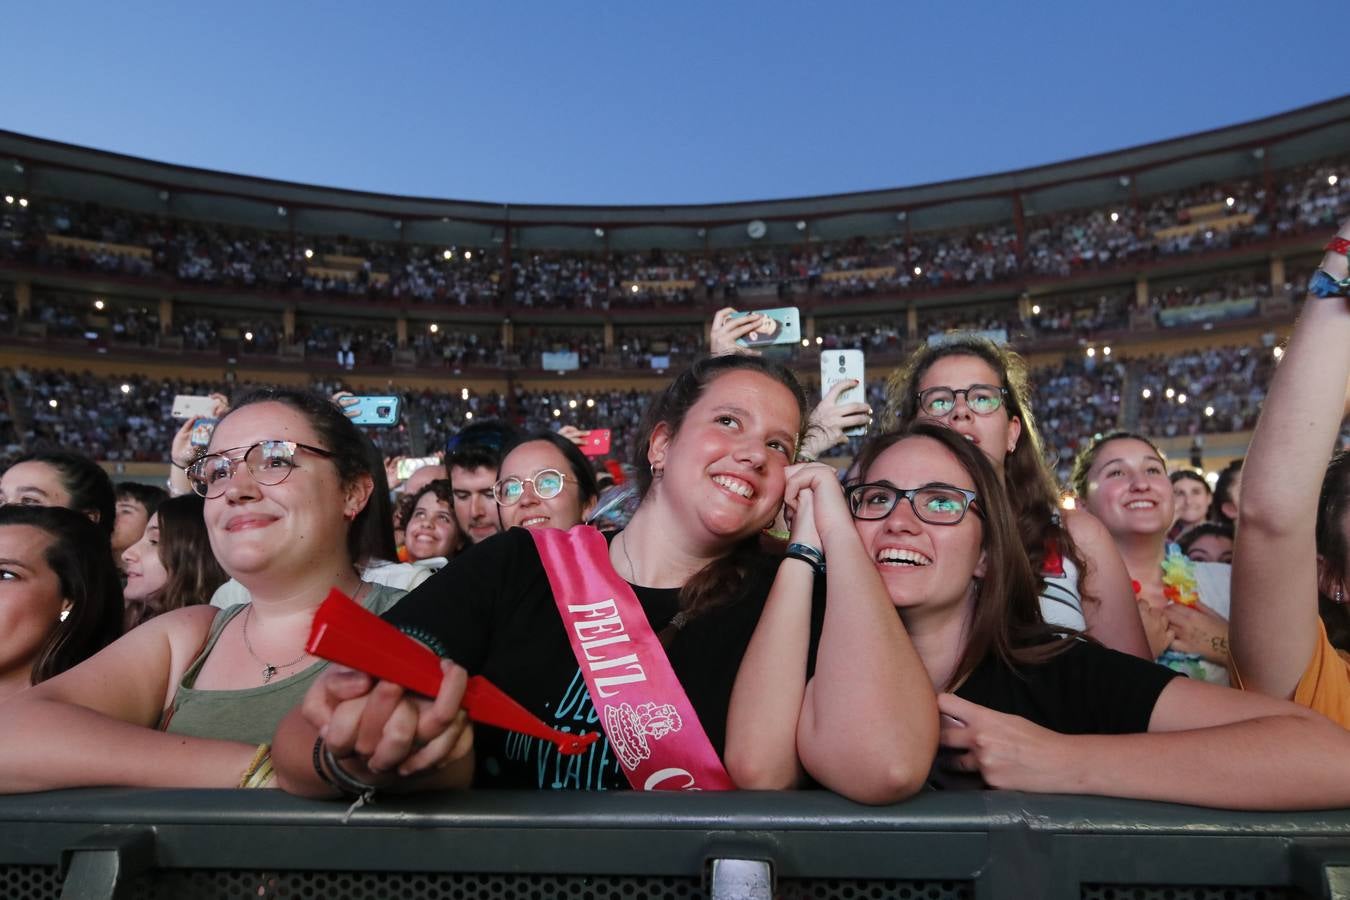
820, 350, 868, 438
729, 307, 802, 348
346, 396, 402, 427
581, 429, 612, 457
172, 394, 219, 420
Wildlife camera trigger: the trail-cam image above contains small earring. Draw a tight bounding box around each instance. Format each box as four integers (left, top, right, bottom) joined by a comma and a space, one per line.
650, 465, 664, 480
1338, 587, 1347, 605
59, 609, 70, 623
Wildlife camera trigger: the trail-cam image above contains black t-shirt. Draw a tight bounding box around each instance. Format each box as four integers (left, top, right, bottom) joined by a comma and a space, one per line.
383, 527, 813, 791
955, 638, 1181, 734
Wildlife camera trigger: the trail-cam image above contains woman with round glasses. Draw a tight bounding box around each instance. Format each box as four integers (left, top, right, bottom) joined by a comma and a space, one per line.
272, 355, 933, 805
732, 422, 1350, 809
0, 388, 405, 792
492, 432, 599, 532
881, 338, 1149, 658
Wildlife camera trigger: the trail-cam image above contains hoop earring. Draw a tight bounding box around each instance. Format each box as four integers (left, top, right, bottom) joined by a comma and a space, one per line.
650, 465, 664, 480
59, 609, 70, 623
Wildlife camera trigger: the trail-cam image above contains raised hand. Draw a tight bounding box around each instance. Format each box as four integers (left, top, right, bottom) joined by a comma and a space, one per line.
709, 307, 767, 357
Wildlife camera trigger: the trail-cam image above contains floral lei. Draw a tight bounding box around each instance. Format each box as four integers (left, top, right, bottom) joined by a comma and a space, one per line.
1159, 544, 1200, 607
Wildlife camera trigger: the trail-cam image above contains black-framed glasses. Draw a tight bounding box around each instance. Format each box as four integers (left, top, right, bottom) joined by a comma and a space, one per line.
493, 468, 568, 506
846, 481, 983, 525
186, 440, 335, 499
917, 384, 1008, 418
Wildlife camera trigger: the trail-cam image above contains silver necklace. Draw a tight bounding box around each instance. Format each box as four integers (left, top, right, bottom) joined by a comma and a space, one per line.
620, 532, 638, 582
241, 604, 309, 684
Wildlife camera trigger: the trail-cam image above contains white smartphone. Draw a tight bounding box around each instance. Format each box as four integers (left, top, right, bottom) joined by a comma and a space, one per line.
171, 394, 218, 420
820, 350, 866, 437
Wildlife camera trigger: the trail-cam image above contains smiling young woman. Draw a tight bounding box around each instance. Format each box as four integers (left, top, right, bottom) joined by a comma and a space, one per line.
1073, 432, 1232, 684
272, 355, 932, 804
0, 389, 402, 793
881, 338, 1149, 659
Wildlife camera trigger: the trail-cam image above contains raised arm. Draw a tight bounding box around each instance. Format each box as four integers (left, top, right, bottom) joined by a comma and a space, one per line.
726, 463, 937, 804
1230, 222, 1350, 698
1063, 508, 1151, 659
0, 606, 258, 792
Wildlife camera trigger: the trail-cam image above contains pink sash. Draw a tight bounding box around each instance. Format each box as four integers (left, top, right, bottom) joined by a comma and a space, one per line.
531, 525, 734, 791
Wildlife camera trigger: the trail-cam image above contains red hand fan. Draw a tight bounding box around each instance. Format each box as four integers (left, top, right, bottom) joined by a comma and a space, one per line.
307, 588, 599, 756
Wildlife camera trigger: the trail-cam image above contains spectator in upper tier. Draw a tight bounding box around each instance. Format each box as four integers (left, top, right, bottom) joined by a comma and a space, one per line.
0, 451, 117, 541
111, 482, 168, 568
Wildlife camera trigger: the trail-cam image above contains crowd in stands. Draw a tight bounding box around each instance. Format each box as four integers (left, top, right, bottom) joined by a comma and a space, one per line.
3, 221, 1350, 814
2, 156, 1344, 312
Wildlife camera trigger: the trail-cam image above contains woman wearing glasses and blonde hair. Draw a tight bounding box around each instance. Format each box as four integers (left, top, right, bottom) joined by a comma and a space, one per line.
879, 338, 1149, 658
0, 388, 404, 792
493, 431, 600, 532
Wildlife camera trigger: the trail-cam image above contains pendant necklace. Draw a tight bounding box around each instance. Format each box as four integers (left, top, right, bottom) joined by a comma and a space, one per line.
241, 582, 367, 683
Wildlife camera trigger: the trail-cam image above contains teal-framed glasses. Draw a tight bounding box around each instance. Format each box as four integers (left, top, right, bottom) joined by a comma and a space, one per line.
846, 481, 983, 525
187, 440, 335, 499
917, 384, 1008, 418
493, 468, 568, 506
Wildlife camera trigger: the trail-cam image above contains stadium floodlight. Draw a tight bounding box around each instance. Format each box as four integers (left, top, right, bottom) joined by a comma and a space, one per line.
1165, 388, 1175, 399
796, 221, 807, 231
553, 409, 561, 418
1178, 393, 1188, 404
913, 266, 922, 276
465, 411, 474, 420
304, 249, 314, 259
3, 196, 11, 204
429, 324, 439, 334
120, 384, 131, 395
443, 250, 452, 260
1118, 175, 1131, 187
17, 198, 27, 208
1031, 304, 1041, 315
461, 388, 470, 400
94, 299, 105, 311
1331, 175, 1340, 187
568, 399, 577, 409
1110, 212, 1119, 223
1086, 347, 1095, 358
1205, 406, 1215, 417
800, 339, 809, 347
244, 332, 254, 342
1141, 388, 1152, 399
1102, 346, 1111, 357
1273, 346, 1284, 360
48, 399, 58, 409
276, 206, 287, 216
586, 398, 595, 408
464, 251, 472, 260
594, 228, 605, 238
1225, 197, 1235, 207
815, 336, 823, 345
895, 211, 907, 222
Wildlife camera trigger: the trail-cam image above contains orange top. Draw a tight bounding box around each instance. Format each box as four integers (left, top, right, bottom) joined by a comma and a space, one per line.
1292, 619, 1350, 728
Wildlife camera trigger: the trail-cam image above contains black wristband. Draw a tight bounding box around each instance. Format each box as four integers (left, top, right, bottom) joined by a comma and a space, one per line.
784, 542, 826, 574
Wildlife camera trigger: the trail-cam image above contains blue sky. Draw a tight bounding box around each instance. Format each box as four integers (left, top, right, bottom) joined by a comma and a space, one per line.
8, 1, 1341, 205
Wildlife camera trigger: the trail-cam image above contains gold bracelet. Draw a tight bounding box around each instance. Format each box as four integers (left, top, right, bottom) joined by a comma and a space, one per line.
238, 743, 272, 789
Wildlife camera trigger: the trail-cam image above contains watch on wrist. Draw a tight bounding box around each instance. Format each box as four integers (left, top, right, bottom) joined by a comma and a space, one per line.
1309, 268, 1350, 299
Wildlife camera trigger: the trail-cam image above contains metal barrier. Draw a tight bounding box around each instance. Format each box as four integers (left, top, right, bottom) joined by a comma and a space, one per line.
2, 789, 1349, 899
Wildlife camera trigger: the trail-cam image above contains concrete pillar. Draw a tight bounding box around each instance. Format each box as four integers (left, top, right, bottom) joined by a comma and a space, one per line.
1269, 256, 1286, 291
396, 316, 408, 349
502, 318, 514, 351
282, 307, 296, 342
603, 320, 614, 351
15, 280, 31, 317
1134, 275, 1150, 310
158, 296, 173, 335
906, 303, 918, 340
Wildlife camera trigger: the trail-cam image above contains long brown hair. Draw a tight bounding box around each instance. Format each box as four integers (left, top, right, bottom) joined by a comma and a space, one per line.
855, 423, 1073, 689
123, 495, 228, 631
880, 337, 1089, 600
630, 355, 808, 625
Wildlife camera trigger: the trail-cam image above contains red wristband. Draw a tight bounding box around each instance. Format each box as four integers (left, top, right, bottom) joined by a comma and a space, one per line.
1327, 237, 1350, 256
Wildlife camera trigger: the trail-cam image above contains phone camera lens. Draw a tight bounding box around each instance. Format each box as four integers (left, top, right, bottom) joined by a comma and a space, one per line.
377, 406, 391, 418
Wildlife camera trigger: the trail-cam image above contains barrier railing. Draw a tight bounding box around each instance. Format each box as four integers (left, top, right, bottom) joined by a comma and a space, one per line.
2, 789, 1349, 899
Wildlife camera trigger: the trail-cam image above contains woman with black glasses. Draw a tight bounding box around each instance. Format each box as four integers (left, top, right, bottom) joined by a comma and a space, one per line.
0, 388, 403, 792
880, 338, 1150, 658
730, 422, 1350, 809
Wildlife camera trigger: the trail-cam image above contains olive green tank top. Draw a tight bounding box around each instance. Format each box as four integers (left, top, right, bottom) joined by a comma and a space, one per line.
160, 583, 405, 746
